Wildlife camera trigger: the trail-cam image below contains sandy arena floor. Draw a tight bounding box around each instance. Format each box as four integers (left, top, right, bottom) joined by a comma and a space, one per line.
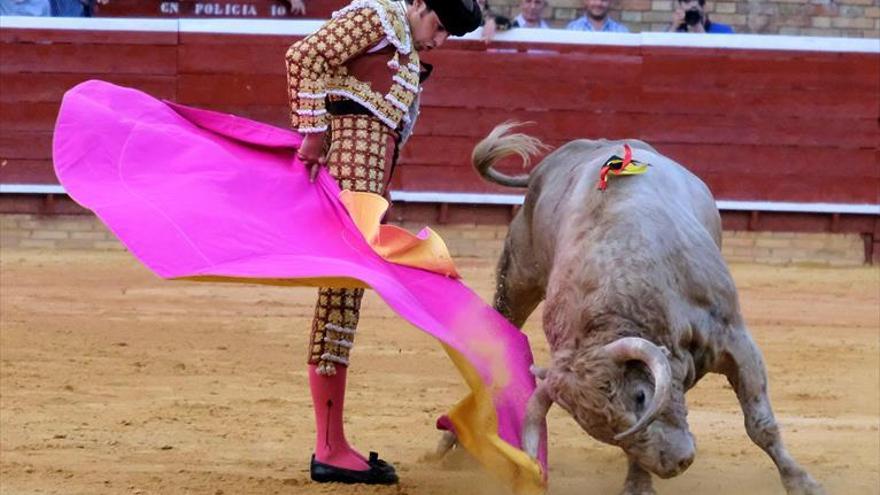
1, 249, 878, 495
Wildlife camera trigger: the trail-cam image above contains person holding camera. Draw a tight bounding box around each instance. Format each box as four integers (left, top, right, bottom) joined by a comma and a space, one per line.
669, 0, 734, 33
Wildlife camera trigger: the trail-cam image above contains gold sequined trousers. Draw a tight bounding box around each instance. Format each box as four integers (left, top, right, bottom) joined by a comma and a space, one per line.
308, 113, 397, 375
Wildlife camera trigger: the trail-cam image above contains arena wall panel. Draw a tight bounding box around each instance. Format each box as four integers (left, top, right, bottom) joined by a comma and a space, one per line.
0, 19, 877, 253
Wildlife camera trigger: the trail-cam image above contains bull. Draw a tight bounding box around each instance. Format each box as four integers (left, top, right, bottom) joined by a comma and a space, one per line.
447, 123, 825, 495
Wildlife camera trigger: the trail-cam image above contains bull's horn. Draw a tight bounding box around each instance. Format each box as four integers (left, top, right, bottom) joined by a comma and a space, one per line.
603, 337, 672, 441
530, 364, 548, 380
521, 381, 552, 459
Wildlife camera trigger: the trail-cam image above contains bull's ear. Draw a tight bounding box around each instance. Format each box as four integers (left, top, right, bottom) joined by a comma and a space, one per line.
603, 337, 672, 441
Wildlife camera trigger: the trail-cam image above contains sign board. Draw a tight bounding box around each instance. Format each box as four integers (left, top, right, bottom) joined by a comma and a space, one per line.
95, 0, 347, 19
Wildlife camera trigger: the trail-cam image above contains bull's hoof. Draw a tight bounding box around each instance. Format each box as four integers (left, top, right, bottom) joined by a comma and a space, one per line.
784, 474, 826, 495
420, 430, 457, 462
619, 488, 656, 495
620, 483, 656, 495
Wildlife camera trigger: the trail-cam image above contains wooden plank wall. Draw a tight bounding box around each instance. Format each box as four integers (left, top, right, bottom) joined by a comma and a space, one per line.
1, 27, 878, 207
1, 27, 179, 183
95, 0, 348, 20
406, 41, 880, 204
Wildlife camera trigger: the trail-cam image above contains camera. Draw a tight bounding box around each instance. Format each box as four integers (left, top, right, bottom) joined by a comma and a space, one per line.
684, 9, 702, 25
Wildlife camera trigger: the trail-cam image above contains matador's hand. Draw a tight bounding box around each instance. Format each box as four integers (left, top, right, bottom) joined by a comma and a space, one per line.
481, 17, 497, 43
284, 0, 306, 16
297, 132, 327, 183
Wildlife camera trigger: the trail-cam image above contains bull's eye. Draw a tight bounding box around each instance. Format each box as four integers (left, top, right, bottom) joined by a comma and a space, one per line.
634, 390, 646, 410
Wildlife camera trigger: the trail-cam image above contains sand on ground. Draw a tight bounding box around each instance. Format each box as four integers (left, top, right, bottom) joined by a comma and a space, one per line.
1, 249, 878, 495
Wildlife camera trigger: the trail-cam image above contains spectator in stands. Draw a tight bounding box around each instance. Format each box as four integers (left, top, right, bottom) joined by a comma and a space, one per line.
49, 0, 108, 17
1, 0, 51, 16
476, 0, 512, 41
511, 0, 550, 28
669, 0, 734, 33
567, 0, 629, 32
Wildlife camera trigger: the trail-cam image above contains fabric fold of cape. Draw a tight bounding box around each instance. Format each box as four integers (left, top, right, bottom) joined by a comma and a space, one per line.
52, 80, 547, 494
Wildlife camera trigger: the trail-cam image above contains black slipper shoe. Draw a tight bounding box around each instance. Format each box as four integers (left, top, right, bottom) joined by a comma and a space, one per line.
310, 454, 399, 485
367, 451, 397, 474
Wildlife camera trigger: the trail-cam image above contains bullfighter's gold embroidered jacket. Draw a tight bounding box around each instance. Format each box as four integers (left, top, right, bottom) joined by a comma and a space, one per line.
285, 0, 421, 138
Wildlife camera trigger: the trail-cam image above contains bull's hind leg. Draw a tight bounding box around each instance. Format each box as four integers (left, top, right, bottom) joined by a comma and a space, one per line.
721, 332, 826, 495
493, 216, 544, 329
621, 457, 656, 495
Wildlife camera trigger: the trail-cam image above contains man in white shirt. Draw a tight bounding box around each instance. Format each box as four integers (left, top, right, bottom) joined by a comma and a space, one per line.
512, 0, 550, 28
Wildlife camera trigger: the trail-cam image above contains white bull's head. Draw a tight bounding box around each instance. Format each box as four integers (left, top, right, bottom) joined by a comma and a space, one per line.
523, 337, 695, 478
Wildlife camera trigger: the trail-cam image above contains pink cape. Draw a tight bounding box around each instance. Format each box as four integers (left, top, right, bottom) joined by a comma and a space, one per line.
53, 80, 547, 494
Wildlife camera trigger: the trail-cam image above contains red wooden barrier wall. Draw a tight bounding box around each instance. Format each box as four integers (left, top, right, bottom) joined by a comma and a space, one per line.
1, 22, 878, 260
95, 0, 348, 19
2, 25, 877, 205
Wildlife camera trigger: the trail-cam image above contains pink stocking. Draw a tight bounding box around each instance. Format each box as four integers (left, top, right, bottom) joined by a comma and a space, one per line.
308, 364, 369, 471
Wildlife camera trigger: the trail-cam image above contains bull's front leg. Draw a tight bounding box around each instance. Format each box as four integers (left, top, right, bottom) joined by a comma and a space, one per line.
432, 219, 544, 461
621, 457, 656, 495
721, 333, 826, 495
493, 216, 544, 329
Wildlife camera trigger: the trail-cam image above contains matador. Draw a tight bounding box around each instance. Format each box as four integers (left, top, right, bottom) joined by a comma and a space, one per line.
284, 0, 482, 484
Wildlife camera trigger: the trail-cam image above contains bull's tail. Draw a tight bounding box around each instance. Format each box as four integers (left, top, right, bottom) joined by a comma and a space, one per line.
472, 122, 546, 188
